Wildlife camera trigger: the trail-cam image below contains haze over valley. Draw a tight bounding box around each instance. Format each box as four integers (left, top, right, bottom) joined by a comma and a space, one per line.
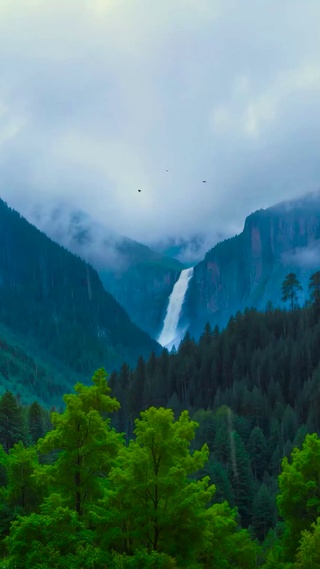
1, 2, 320, 568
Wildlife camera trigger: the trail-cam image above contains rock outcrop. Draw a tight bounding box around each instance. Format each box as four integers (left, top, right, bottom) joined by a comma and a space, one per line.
182, 193, 320, 338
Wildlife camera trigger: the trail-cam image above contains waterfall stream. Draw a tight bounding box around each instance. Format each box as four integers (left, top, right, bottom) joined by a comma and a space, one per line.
158, 267, 194, 348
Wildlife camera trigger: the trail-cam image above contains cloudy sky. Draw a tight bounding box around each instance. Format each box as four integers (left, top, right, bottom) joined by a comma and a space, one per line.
1, 0, 320, 259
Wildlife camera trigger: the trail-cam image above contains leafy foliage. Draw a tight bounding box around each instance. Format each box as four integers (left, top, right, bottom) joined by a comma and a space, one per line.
95, 407, 214, 564
277, 433, 320, 560
0, 270, 320, 565
36, 369, 122, 517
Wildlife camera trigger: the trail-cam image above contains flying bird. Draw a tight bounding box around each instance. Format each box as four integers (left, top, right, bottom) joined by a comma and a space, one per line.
166, 169, 168, 172
202, 180, 207, 183
138, 189, 141, 192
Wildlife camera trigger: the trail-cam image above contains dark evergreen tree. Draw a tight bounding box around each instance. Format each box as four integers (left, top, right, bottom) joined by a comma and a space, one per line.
193, 409, 215, 452
229, 430, 254, 527
28, 401, 45, 444
127, 356, 146, 430
309, 271, 320, 310
281, 273, 302, 311
251, 483, 276, 541
0, 392, 25, 452
248, 426, 268, 481
207, 459, 235, 506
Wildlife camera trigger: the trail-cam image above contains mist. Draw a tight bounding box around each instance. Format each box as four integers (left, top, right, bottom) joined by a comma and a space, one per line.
0, 0, 320, 256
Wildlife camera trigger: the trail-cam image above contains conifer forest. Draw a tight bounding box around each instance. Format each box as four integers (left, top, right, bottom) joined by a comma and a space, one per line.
1, 274, 320, 568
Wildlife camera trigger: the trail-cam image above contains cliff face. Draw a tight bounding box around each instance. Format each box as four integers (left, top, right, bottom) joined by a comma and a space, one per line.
100, 261, 182, 339
182, 194, 320, 338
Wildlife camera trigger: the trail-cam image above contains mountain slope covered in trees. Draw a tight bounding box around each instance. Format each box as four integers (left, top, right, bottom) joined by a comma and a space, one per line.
0, 198, 160, 401
182, 192, 320, 339
105, 276, 320, 551
0, 323, 79, 406
31, 206, 184, 338
1, 359, 320, 566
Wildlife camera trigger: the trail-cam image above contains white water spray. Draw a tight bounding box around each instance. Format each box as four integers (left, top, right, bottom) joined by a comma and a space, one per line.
158, 267, 194, 348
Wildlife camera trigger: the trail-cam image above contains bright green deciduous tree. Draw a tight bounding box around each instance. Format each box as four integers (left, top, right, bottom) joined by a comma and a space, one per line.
36, 368, 122, 518
6, 442, 42, 515
95, 407, 214, 565
5, 496, 104, 569
277, 433, 320, 560
107, 549, 177, 569
0, 444, 11, 545
200, 501, 260, 569
294, 516, 320, 569
0, 443, 8, 486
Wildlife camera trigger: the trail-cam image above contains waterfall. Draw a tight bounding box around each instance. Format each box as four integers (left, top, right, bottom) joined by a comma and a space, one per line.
158, 267, 194, 348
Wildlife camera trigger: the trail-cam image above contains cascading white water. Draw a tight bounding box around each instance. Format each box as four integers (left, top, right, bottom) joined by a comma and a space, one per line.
158, 267, 194, 348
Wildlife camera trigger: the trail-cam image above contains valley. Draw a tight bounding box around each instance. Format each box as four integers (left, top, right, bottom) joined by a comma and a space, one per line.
0, 194, 320, 567
1, 2, 319, 566
26, 192, 320, 347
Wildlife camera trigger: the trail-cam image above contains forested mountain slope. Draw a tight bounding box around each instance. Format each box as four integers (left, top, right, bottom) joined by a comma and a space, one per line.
0, 324, 79, 406
108, 288, 320, 543
31, 206, 184, 338
0, 198, 160, 396
0, 274, 319, 565
182, 192, 320, 338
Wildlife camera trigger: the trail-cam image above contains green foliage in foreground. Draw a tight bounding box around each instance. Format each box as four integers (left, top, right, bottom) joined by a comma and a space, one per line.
0, 369, 261, 568
1, 370, 320, 567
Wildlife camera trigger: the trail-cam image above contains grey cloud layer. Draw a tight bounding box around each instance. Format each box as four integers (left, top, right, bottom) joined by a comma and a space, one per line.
0, 0, 320, 253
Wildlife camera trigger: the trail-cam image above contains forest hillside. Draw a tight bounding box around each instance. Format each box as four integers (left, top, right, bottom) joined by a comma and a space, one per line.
0, 274, 320, 566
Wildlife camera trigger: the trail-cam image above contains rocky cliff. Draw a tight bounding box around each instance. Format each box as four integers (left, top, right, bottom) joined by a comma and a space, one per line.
182, 193, 320, 338
99, 258, 183, 339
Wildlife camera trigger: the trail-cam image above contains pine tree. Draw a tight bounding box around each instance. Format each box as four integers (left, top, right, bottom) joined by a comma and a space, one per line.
251, 483, 276, 541
281, 273, 302, 311
193, 409, 215, 452
127, 356, 146, 419
0, 392, 25, 452
28, 401, 45, 444
248, 426, 268, 481
309, 271, 320, 310
229, 430, 254, 527
206, 459, 235, 506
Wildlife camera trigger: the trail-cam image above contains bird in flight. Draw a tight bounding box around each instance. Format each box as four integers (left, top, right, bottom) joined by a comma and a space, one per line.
166, 169, 168, 172
138, 189, 141, 192
202, 180, 207, 183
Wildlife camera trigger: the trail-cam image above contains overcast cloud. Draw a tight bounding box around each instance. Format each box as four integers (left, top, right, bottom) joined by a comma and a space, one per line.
0, 0, 320, 258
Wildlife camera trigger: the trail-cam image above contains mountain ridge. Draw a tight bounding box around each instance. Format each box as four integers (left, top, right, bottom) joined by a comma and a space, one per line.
0, 197, 160, 403
181, 192, 320, 338
28, 205, 185, 338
